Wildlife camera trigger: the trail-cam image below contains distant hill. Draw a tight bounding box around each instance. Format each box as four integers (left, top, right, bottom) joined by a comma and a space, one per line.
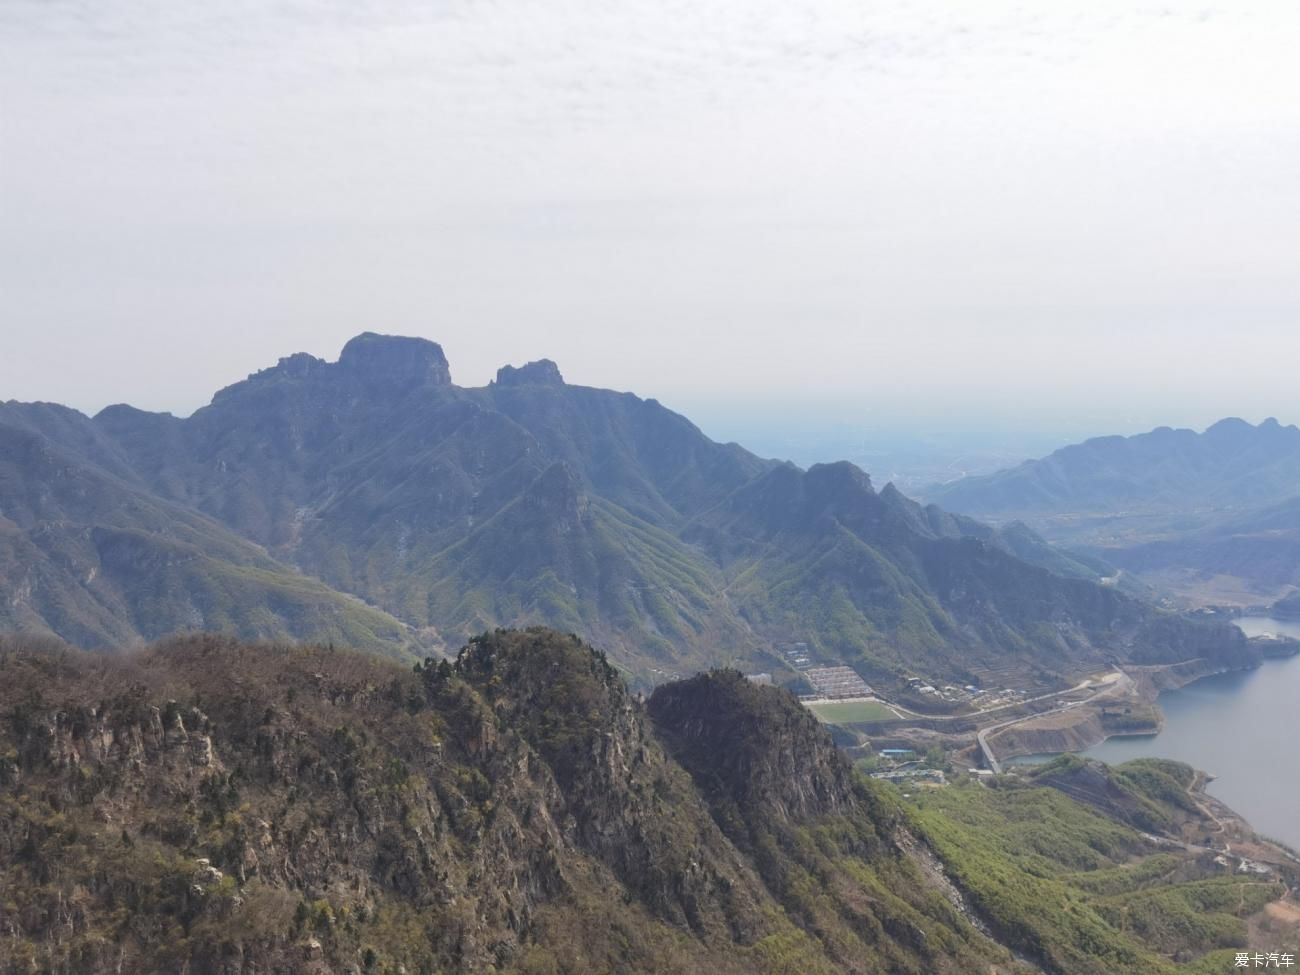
0, 333, 1252, 684
930, 417, 1300, 519
927, 418, 1300, 605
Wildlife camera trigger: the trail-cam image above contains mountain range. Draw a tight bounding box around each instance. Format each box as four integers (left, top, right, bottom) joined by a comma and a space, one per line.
926, 418, 1300, 607
1, 628, 1290, 975
0, 333, 1252, 686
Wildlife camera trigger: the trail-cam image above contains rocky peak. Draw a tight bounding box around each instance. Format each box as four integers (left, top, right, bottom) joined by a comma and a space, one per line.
700, 460, 884, 541
1257, 416, 1300, 440
269, 351, 329, 379
336, 332, 452, 389
1203, 416, 1254, 441
648, 670, 858, 824
494, 359, 565, 386
209, 351, 332, 403
452, 628, 631, 784
878, 481, 915, 512
804, 460, 875, 501
755, 461, 880, 533
94, 402, 177, 424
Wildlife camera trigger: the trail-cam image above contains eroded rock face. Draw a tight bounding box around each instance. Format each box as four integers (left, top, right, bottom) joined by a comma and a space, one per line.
338, 332, 453, 389
648, 669, 859, 824
493, 360, 564, 387
0, 637, 572, 974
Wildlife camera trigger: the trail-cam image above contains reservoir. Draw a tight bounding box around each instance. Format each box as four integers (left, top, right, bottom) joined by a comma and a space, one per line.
1081, 616, 1300, 849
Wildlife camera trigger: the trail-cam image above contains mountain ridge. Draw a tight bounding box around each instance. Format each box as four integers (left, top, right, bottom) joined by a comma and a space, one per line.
1, 628, 1289, 974
929, 417, 1300, 518
1, 334, 1253, 685
925, 417, 1300, 605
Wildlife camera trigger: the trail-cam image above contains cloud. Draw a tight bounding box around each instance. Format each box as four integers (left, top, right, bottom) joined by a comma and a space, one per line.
2, 0, 1299, 426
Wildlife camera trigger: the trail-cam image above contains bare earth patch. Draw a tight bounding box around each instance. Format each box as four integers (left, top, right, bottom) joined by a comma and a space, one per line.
1248, 895, 1300, 954
1265, 899, 1300, 925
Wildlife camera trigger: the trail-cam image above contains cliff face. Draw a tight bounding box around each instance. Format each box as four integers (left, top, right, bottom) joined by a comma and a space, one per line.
1, 635, 574, 974
0, 630, 1024, 975
648, 669, 862, 826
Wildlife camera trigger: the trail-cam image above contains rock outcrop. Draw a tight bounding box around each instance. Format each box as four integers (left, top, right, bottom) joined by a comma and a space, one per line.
494, 359, 564, 386
338, 331, 453, 389
0, 630, 1025, 975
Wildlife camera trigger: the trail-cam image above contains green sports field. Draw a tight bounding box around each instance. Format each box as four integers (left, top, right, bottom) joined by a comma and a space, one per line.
806, 699, 896, 724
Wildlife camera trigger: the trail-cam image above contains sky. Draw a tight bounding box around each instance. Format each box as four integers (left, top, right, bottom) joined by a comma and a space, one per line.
3, 0, 1299, 446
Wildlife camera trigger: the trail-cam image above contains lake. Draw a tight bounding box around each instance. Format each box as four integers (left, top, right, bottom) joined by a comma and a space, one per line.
1080, 616, 1300, 849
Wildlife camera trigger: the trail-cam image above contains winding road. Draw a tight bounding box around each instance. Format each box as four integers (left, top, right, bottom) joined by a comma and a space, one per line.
976, 671, 1130, 773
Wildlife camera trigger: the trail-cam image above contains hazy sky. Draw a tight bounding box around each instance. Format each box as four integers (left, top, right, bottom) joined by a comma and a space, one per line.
3, 0, 1299, 437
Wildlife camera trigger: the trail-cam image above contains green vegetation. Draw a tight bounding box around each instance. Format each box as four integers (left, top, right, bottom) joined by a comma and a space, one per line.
909, 776, 1286, 975
0, 630, 1290, 974
1024, 755, 1202, 835
0, 334, 1256, 686
806, 699, 895, 724
0, 420, 420, 659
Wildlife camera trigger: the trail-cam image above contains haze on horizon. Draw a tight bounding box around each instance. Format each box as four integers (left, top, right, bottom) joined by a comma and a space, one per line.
3, 0, 1299, 440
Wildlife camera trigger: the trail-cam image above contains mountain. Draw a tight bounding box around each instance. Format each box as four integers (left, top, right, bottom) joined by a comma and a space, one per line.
0, 629, 1290, 975
1, 334, 1253, 685
83, 335, 771, 672
0, 410, 415, 656
926, 418, 1300, 605
929, 418, 1300, 522
875, 481, 1119, 583
682, 460, 1246, 682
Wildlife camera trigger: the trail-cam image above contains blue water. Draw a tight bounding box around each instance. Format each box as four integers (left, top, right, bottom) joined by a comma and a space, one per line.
1080, 617, 1300, 849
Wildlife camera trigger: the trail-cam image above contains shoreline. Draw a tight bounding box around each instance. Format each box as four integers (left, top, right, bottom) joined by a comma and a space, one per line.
989, 656, 1300, 872
984, 655, 1263, 764
981, 619, 1300, 764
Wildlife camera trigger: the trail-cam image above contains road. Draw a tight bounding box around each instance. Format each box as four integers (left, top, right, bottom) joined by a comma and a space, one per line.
976, 671, 1131, 773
